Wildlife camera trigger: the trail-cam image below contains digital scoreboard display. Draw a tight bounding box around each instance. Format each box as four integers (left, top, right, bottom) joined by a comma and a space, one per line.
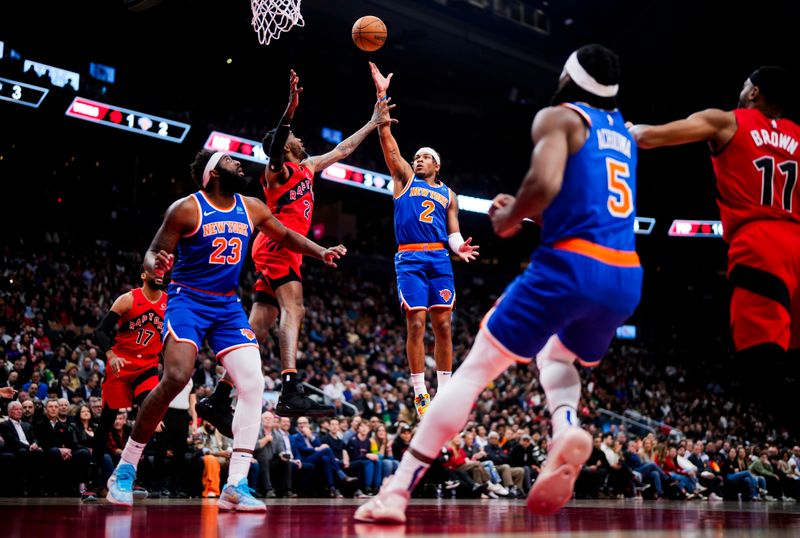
65, 97, 191, 143
0, 76, 49, 108
668, 219, 724, 238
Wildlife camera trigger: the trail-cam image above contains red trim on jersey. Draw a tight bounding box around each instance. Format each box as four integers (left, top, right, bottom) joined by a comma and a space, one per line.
171, 280, 236, 297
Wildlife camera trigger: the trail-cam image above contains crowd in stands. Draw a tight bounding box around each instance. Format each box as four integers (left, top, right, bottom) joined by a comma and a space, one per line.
1, 245, 799, 501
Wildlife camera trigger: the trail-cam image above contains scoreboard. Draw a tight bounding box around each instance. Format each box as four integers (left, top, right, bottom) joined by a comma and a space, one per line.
0, 76, 49, 108
65, 97, 191, 143
668, 219, 724, 238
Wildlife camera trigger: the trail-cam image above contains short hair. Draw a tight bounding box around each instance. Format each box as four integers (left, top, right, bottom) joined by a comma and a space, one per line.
190, 150, 214, 189
553, 43, 621, 110
749, 66, 793, 111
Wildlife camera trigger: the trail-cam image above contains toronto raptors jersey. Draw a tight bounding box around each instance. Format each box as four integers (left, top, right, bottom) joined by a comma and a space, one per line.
112, 287, 167, 363
263, 161, 314, 235
711, 108, 800, 242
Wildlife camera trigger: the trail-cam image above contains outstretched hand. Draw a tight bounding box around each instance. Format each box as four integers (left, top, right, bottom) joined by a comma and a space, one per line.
322, 244, 348, 267
287, 69, 303, 114
369, 61, 393, 95
371, 97, 398, 127
457, 237, 480, 263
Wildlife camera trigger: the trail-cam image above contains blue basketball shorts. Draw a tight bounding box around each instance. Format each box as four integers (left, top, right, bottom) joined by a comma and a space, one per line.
483, 246, 642, 366
394, 249, 455, 311
163, 283, 259, 358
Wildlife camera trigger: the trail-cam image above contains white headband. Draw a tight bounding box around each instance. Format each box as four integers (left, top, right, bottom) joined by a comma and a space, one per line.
202, 151, 227, 188
562, 51, 619, 98
415, 147, 440, 165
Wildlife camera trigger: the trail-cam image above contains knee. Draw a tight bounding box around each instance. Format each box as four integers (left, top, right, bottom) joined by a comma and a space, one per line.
252, 323, 270, 344
282, 301, 305, 321
407, 317, 425, 338
162, 366, 192, 392
431, 317, 451, 337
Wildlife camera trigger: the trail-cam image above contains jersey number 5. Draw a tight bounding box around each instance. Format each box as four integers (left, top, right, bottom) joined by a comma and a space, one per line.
606, 157, 633, 218
209, 237, 243, 265
419, 200, 436, 224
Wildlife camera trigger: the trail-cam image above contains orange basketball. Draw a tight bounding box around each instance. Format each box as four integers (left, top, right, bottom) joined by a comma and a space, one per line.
352, 16, 387, 52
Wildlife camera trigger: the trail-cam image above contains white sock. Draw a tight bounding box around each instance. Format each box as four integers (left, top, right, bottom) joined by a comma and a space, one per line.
227, 450, 252, 486
222, 345, 264, 485
120, 438, 146, 469
536, 335, 581, 440
388, 330, 515, 494
436, 371, 452, 391
410, 372, 427, 396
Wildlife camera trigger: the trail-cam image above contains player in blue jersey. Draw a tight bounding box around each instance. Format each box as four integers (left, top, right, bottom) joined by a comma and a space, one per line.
356, 45, 641, 523
106, 149, 346, 510
369, 62, 480, 416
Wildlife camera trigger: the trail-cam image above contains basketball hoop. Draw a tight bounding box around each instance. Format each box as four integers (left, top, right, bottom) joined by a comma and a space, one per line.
251, 0, 304, 45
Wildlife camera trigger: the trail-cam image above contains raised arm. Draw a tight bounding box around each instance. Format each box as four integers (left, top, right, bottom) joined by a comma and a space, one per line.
628, 108, 736, 151
489, 107, 577, 237
243, 197, 347, 267
369, 62, 414, 194
304, 99, 397, 175
143, 196, 198, 278
445, 191, 479, 263
264, 69, 303, 185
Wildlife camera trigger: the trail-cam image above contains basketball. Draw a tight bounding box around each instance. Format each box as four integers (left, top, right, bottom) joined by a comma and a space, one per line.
352, 15, 387, 52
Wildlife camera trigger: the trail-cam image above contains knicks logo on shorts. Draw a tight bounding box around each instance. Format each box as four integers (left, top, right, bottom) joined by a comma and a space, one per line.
240, 329, 257, 341
439, 289, 453, 302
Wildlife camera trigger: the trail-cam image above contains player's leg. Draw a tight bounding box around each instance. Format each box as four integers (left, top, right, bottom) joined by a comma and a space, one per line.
216, 345, 267, 512
396, 253, 432, 415
273, 278, 334, 417
428, 251, 457, 393
356, 265, 561, 523
196, 283, 279, 435
107, 336, 197, 506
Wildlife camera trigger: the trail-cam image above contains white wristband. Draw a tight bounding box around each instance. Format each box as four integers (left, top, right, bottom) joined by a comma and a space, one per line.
448, 232, 465, 253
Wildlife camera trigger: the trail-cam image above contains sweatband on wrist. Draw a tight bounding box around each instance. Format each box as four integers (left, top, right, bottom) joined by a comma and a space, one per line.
448, 232, 465, 253
379, 95, 389, 101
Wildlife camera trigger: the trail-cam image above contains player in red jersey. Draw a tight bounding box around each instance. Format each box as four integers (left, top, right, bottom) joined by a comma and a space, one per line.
82, 269, 167, 501
197, 69, 394, 426
629, 66, 800, 422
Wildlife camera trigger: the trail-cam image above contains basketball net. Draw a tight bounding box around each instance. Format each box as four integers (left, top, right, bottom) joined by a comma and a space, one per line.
251, 0, 304, 45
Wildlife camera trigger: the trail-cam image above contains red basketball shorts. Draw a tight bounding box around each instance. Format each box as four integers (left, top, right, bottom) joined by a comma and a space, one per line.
251, 232, 303, 305
102, 360, 159, 409
727, 219, 800, 351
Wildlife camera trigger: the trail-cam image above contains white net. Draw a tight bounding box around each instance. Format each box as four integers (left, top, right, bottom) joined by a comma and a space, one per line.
251, 0, 305, 45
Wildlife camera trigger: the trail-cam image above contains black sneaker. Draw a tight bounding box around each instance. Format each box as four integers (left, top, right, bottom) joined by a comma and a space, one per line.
196, 396, 234, 438
80, 487, 99, 503
275, 387, 334, 417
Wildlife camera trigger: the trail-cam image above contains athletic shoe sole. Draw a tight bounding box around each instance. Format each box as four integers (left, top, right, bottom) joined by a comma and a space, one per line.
218, 499, 267, 512
526, 428, 592, 515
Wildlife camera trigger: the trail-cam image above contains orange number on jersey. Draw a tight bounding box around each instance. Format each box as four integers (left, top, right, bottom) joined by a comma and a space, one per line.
606, 157, 633, 218
209, 237, 243, 265
419, 200, 436, 223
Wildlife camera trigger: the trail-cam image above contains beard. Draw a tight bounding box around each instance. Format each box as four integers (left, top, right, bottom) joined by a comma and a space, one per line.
218, 167, 246, 194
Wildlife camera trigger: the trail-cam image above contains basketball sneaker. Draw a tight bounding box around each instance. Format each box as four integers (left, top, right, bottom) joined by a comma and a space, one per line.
106, 463, 136, 506
354, 486, 409, 524
196, 396, 234, 438
526, 427, 592, 515
218, 478, 267, 512
413, 393, 431, 416
275, 385, 334, 418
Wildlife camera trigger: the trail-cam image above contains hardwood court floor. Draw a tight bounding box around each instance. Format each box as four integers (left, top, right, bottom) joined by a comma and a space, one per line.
1, 497, 799, 537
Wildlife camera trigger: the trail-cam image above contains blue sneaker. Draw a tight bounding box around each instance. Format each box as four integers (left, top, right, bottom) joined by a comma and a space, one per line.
107, 463, 136, 506
218, 479, 267, 512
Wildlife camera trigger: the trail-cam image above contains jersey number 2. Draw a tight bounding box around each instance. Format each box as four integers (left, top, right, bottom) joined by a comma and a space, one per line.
606, 157, 633, 218
755, 157, 797, 211
209, 237, 242, 265
419, 200, 436, 223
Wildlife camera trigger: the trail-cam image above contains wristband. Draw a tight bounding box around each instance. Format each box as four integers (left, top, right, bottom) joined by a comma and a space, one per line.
448, 232, 465, 253
379, 95, 389, 101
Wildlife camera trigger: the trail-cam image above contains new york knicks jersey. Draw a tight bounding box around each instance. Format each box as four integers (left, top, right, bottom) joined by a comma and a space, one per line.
170, 191, 253, 294
394, 176, 450, 245
540, 102, 637, 252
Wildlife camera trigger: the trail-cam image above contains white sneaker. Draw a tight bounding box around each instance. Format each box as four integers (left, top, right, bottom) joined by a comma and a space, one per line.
354, 488, 409, 524
526, 428, 592, 515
